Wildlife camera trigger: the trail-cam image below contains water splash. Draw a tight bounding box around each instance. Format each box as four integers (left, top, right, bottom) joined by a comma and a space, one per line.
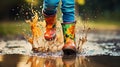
75, 18, 91, 52
24, 11, 41, 46
23, 9, 65, 53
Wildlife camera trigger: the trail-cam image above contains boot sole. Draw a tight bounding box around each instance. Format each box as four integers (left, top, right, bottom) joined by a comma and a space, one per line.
63, 48, 76, 56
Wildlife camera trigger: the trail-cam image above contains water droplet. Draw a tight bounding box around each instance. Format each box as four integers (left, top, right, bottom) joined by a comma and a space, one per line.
16, 13, 19, 16
40, 6, 42, 8
12, 9, 14, 11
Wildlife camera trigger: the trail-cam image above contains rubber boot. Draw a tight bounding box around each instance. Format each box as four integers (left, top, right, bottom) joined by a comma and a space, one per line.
43, 13, 56, 41
62, 22, 76, 55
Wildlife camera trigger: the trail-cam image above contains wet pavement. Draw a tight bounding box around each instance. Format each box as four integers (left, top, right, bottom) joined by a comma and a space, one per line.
0, 30, 120, 67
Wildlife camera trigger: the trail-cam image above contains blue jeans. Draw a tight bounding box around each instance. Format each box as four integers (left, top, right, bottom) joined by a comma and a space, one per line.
43, 0, 75, 23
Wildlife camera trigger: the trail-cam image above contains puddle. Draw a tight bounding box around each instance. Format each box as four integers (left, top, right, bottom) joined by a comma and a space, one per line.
0, 54, 120, 67
0, 30, 120, 67
0, 31, 120, 56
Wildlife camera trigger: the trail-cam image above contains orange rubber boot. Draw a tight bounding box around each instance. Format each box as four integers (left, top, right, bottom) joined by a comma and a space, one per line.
44, 13, 56, 41
62, 22, 76, 55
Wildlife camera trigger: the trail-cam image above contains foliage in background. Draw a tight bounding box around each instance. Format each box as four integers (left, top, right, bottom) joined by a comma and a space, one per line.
0, 0, 120, 37
77, 0, 120, 21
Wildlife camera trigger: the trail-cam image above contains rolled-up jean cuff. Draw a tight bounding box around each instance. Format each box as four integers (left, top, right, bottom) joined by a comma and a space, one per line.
43, 9, 56, 15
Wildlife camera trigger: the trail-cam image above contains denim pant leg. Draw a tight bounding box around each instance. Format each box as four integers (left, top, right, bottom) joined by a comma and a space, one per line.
43, 0, 60, 15
61, 0, 75, 23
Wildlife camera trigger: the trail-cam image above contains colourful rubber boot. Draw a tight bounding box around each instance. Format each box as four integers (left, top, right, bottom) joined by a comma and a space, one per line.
62, 22, 76, 55
43, 13, 56, 41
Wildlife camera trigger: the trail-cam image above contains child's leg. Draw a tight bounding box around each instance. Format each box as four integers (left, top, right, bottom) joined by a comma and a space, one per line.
61, 0, 76, 55
61, 0, 75, 22
43, 0, 60, 15
43, 0, 60, 41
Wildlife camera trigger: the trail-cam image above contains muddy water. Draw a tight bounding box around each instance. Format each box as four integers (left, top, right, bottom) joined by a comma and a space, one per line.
0, 54, 120, 67
0, 30, 120, 67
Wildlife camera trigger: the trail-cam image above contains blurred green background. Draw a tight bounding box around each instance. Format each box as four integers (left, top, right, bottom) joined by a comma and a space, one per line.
0, 0, 120, 39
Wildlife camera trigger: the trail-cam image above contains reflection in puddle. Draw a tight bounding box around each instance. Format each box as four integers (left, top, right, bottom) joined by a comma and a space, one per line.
26, 55, 91, 67
27, 55, 77, 67
0, 54, 120, 67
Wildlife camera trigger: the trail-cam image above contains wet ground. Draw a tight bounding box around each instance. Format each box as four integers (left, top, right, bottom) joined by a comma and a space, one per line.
0, 55, 120, 67
0, 30, 120, 67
